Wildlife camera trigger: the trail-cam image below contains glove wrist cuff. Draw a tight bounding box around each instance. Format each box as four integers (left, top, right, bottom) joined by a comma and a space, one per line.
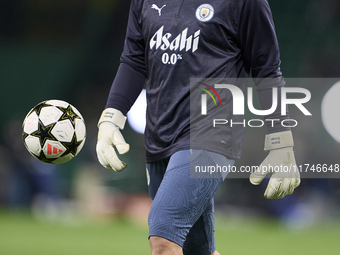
264, 130, 294, 150
98, 108, 126, 129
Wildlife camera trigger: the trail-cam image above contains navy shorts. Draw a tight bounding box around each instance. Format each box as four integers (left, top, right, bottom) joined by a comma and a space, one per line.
146, 150, 235, 254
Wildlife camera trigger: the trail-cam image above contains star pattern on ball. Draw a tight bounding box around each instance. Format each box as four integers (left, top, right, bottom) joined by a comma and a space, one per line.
61, 135, 83, 156
59, 105, 79, 126
34, 102, 50, 116
22, 132, 28, 140
31, 120, 56, 146
36, 151, 53, 164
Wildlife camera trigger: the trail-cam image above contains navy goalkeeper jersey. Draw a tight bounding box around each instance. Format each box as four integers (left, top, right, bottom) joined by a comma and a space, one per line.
106, 0, 288, 162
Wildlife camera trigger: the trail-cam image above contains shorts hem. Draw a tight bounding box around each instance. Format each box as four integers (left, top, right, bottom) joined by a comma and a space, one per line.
148, 233, 184, 248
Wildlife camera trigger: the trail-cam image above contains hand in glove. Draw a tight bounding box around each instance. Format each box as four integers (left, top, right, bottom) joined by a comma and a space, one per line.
96, 108, 130, 172
249, 131, 300, 199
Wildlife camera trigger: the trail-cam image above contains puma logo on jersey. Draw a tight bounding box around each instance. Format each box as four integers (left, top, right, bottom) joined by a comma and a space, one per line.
150, 26, 201, 53
151, 4, 166, 16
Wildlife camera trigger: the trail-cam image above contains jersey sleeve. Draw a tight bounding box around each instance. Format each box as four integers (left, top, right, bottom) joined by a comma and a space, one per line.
105, 0, 146, 116
239, 0, 290, 133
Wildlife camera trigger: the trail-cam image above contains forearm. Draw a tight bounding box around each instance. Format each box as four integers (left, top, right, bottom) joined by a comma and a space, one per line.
105, 62, 146, 115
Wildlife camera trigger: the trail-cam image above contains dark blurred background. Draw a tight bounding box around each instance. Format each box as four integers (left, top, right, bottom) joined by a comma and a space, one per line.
0, 0, 340, 229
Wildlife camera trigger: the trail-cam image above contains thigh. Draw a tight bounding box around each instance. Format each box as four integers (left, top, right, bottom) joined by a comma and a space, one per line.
148, 150, 234, 252
184, 150, 235, 254
183, 198, 215, 254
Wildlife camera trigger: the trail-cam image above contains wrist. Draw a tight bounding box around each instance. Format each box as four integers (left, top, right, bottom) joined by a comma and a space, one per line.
264, 130, 294, 151
98, 108, 127, 129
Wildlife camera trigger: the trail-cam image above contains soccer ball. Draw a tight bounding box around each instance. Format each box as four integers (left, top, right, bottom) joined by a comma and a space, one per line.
22, 99, 86, 164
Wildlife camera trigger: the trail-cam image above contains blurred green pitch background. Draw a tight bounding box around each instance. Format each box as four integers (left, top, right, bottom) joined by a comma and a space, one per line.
1, 1, 340, 255
1, 211, 340, 255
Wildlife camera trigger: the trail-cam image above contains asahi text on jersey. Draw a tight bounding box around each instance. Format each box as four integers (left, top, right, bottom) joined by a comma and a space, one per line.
149, 26, 200, 52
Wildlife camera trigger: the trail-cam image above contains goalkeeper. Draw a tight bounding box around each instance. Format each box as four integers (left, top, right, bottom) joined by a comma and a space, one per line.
96, 0, 300, 254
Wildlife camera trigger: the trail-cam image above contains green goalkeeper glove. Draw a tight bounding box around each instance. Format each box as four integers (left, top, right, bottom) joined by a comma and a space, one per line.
249, 130, 300, 199
96, 108, 130, 172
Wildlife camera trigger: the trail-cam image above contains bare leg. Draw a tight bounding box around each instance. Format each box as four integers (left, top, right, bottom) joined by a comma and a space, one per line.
149, 236, 183, 255
210, 251, 221, 255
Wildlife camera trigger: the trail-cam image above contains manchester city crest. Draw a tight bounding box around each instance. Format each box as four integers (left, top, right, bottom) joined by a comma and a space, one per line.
196, 4, 214, 22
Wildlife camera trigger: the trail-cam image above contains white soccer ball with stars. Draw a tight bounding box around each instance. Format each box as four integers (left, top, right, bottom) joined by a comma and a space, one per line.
22, 99, 86, 164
